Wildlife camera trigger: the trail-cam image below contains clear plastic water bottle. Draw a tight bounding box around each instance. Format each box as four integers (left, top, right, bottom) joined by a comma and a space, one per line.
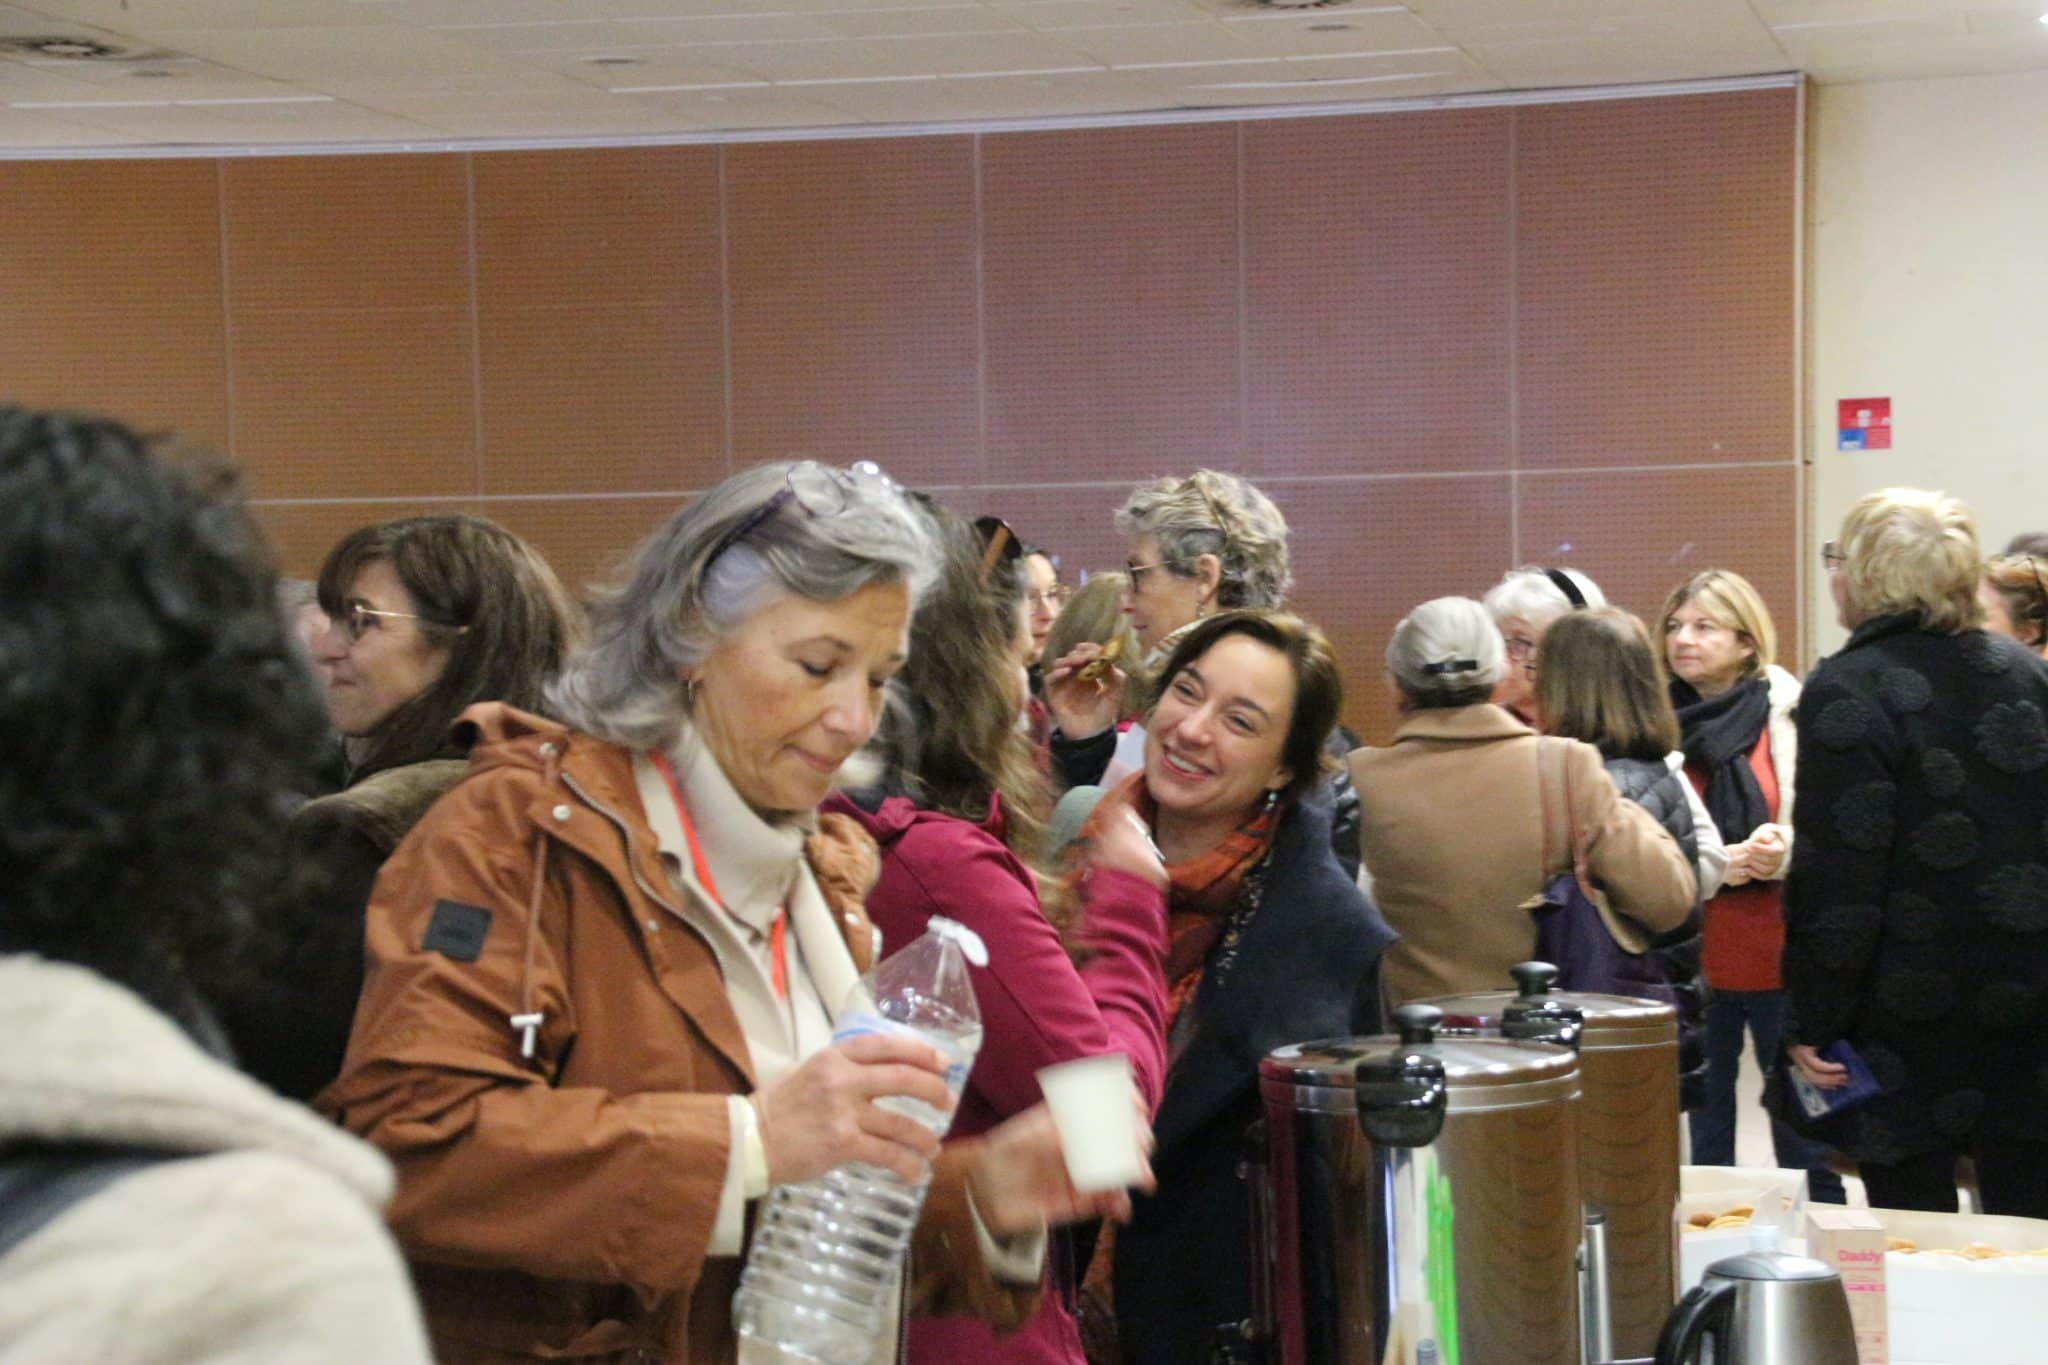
733, 916, 988, 1364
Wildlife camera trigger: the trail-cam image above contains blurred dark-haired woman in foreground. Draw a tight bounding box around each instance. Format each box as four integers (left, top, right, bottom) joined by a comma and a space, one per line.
0, 406, 428, 1360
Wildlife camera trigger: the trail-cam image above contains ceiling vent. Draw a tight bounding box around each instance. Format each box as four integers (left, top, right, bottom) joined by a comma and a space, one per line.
0, 35, 163, 62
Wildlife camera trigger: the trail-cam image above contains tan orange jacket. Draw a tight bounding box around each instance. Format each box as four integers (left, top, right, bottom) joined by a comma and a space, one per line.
318, 704, 1036, 1363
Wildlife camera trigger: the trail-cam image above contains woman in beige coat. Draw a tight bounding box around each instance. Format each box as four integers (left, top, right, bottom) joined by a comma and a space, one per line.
1351, 597, 1697, 1006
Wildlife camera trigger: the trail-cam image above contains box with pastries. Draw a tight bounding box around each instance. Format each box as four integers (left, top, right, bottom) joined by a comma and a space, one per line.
1866, 1207, 2048, 1365
1675, 1166, 1809, 1292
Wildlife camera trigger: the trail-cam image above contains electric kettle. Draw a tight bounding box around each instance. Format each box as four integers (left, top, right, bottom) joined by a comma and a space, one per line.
1653, 1251, 1859, 1364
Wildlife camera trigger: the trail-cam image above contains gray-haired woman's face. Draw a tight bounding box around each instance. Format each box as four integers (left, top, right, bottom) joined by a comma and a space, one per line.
690, 579, 911, 817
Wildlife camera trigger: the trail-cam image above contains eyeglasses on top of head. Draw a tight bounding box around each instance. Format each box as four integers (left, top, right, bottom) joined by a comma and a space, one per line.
972, 515, 1025, 583
702, 460, 896, 579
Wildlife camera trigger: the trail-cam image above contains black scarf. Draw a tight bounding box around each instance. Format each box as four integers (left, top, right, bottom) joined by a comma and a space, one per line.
1670, 674, 1773, 845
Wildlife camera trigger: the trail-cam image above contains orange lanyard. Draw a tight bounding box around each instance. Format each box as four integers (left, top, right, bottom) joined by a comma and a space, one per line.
649, 751, 788, 1001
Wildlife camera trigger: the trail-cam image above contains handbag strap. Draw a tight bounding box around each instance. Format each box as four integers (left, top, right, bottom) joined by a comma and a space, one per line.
1537, 738, 1591, 885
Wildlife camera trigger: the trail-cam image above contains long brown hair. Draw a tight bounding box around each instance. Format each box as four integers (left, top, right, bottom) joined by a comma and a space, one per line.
881, 501, 1050, 866
317, 515, 584, 780
1535, 607, 1681, 762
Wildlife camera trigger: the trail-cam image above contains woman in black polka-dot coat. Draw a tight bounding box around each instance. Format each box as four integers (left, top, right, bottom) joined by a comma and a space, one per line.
1785, 487, 2048, 1216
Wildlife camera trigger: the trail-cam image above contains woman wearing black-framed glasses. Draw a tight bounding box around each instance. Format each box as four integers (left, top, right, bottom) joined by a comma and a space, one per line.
217, 515, 584, 1103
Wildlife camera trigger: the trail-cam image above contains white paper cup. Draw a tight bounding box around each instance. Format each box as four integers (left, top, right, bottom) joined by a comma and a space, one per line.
1036, 1052, 1144, 1192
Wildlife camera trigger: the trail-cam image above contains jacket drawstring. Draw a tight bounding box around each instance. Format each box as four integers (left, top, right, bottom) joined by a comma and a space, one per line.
509, 746, 560, 1062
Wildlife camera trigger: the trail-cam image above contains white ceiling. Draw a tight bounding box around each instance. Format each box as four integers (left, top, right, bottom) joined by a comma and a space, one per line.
0, 0, 2042, 148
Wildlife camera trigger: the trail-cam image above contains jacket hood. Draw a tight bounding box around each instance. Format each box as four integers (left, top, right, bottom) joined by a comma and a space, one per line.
0, 954, 394, 1207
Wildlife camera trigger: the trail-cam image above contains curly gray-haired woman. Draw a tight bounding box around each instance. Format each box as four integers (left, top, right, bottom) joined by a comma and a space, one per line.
322, 460, 1140, 1363
1044, 470, 1291, 790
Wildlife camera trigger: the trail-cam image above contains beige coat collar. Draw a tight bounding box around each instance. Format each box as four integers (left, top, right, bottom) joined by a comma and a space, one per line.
1391, 703, 1536, 745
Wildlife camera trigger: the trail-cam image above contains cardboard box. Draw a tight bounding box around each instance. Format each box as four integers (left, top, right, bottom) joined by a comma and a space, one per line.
1864, 1208, 2048, 1365
1807, 1208, 1887, 1365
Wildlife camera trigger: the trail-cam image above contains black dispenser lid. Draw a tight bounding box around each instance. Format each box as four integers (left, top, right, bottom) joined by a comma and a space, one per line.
1353, 1005, 1448, 1148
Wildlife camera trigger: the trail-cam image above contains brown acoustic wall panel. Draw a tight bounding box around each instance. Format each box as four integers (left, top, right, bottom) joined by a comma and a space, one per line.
982, 123, 1243, 483
473, 497, 684, 600
1244, 110, 1513, 480
0, 160, 227, 444
1515, 90, 1797, 470
222, 155, 470, 313
1270, 475, 1516, 743
0, 84, 1799, 742
728, 137, 981, 488
230, 306, 478, 500
473, 147, 726, 495
1517, 465, 1800, 649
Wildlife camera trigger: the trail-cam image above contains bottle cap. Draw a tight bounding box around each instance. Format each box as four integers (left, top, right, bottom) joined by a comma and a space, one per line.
926, 916, 989, 967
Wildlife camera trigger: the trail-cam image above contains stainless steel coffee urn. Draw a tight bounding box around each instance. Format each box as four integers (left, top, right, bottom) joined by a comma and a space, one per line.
1257, 1003, 1583, 1365
1417, 963, 1681, 1361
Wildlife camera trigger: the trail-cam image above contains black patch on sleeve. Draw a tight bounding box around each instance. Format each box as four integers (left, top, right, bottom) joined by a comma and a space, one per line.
423, 899, 493, 963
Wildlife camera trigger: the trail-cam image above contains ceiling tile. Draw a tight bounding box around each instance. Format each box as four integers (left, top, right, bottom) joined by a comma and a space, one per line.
0, 105, 166, 144
1039, 21, 1267, 65
46, 95, 437, 142
789, 65, 1161, 118
813, 6, 1032, 39
611, 82, 863, 126
987, 0, 1210, 30
354, 85, 703, 134
139, 24, 561, 93
5, 55, 312, 101
503, 45, 769, 87
19, 0, 401, 33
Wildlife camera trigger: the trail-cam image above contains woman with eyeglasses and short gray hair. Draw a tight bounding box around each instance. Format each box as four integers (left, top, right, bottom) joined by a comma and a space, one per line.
1482, 564, 1607, 726
321, 461, 1135, 1363
1042, 470, 1291, 794
216, 514, 584, 1102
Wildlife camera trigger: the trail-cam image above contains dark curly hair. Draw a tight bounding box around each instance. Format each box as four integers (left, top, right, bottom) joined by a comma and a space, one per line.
0, 407, 329, 1013
316, 515, 584, 780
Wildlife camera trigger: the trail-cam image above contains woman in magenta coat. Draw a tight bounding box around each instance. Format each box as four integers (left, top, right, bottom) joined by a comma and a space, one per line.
827, 503, 1169, 1365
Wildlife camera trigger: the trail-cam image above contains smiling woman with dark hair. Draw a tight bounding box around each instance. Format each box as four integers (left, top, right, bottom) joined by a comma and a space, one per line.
1094, 609, 1393, 1365
0, 406, 428, 1360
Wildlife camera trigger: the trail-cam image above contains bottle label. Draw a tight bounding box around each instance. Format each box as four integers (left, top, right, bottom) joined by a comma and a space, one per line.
833, 1011, 977, 1128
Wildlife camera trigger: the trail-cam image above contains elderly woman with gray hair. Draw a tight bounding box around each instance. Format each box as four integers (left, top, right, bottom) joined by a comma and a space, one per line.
1349, 596, 1695, 1006
1483, 564, 1608, 725
321, 461, 1132, 1364
1042, 471, 1291, 789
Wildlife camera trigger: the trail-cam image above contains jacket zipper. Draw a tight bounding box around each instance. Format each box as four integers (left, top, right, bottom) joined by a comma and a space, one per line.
556, 769, 734, 985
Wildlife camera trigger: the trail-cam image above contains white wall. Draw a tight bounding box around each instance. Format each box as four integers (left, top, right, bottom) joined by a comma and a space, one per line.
1806, 69, 2048, 659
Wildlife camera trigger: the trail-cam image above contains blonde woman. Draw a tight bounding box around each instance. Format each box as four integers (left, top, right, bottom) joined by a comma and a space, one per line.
1659, 568, 1840, 1197
1788, 490, 2048, 1217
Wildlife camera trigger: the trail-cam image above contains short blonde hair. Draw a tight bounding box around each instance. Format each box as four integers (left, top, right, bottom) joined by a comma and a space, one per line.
1114, 470, 1291, 609
1658, 569, 1777, 680
1041, 571, 1146, 715
1836, 487, 1982, 634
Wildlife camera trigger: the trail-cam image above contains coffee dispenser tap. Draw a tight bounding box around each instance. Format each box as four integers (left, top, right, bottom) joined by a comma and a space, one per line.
1502, 961, 1586, 1049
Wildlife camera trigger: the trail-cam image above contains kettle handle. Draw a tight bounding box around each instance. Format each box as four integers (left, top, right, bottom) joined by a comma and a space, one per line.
1654, 1280, 1734, 1364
